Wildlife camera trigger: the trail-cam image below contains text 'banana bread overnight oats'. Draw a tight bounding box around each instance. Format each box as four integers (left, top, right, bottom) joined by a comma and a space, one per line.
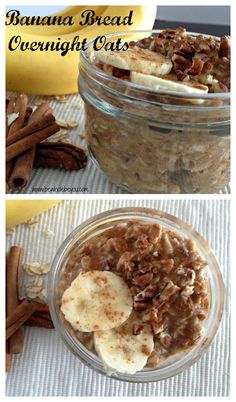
57, 220, 210, 375
79, 28, 230, 194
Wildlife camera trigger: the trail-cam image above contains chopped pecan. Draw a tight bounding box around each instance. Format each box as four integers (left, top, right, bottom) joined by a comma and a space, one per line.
149, 39, 165, 54
80, 256, 93, 271
132, 272, 153, 287
129, 37, 152, 49
138, 261, 153, 274
172, 52, 192, 66
106, 237, 127, 253
117, 252, 135, 277
194, 52, 209, 62
134, 234, 150, 249
159, 332, 172, 348
130, 285, 140, 296
176, 70, 188, 81
188, 58, 204, 76
160, 281, 180, 300
159, 27, 186, 39
184, 238, 197, 253
152, 322, 164, 335
148, 224, 162, 244
219, 36, 231, 58
161, 258, 174, 273
181, 285, 194, 298
160, 232, 174, 256
134, 283, 159, 301
176, 267, 196, 287
112, 67, 130, 79
146, 350, 160, 367
152, 298, 165, 310
147, 307, 158, 323
133, 300, 152, 311
179, 43, 195, 55
132, 323, 144, 335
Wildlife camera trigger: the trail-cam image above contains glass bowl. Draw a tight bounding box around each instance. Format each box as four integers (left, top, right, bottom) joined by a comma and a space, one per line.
79, 30, 230, 194
48, 207, 225, 382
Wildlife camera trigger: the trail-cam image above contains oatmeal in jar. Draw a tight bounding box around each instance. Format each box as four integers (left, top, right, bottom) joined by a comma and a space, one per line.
58, 221, 209, 374
79, 28, 230, 194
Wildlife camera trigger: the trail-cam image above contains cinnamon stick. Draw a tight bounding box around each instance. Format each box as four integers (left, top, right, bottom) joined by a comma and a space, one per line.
24, 301, 54, 328
6, 95, 28, 192
25, 106, 33, 123
6, 246, 24, 353
6, 123, 59, 162
8, 103, 54, 191
6, 114, 55, 147
6, 95, 24, 190
8, 94, 28, 136
6, 341, 11, 372
6, 299, 36, 340
8, 148, 36, 191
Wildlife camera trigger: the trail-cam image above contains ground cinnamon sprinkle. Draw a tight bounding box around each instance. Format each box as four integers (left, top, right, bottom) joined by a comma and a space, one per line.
141, 344, 151, 356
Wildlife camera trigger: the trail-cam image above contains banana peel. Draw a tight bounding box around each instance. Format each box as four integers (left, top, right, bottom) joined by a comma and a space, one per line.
6, 200, 61, 229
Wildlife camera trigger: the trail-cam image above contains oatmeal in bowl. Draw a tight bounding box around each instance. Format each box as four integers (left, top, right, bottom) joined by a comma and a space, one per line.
48, 208, 225, 381
79, 28, 230, 194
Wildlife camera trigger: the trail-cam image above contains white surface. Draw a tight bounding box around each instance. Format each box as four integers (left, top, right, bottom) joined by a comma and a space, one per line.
7, 93, 230, 195
5, 199, 230, 396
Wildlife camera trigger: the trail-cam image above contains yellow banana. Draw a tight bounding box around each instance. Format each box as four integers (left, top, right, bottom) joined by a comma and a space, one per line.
6, 6, 109, 36
6, 200, 61, 229
6, 5, 157, 95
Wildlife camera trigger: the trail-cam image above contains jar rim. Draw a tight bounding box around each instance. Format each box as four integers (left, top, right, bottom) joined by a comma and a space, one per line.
80, 29, 230, 104
48, 207, 225, 382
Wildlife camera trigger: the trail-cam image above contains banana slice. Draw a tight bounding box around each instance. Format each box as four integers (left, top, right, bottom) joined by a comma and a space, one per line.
61, 271, 133, 332
131, 71, 208, 94
95, 47, 172, 76
94, 316, 154, 374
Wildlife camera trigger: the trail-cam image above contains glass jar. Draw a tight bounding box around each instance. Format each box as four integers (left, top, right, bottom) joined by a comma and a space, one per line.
48, 207, 225, 382
79, 30, 230, 194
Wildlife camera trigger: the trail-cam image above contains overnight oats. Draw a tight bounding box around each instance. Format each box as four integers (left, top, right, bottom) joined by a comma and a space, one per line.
48, 208, 225, 381
79, 28, 230, 194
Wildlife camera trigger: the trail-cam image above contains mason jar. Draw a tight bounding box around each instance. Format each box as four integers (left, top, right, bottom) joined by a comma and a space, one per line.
79, 30, 230, 194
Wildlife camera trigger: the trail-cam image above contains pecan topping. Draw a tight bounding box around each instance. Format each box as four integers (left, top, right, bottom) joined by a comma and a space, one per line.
132, 272, 153, 287
133, 301, 152, 311
219, 36, 231, 58
132, 323, 144, 335
59, 221, 210, 369
130, 27, 230, 92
